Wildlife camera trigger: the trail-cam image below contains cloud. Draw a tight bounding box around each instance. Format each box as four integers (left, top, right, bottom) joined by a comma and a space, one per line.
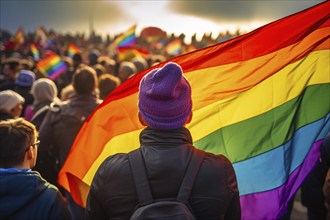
169, 1, 324, 22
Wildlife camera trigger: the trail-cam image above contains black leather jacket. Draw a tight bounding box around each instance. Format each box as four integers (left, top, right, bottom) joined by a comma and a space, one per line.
86, 127, 241, 220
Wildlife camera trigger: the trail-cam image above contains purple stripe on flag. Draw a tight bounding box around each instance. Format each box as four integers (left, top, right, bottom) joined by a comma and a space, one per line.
240, 139, 323, 220
49, 64, 68, 80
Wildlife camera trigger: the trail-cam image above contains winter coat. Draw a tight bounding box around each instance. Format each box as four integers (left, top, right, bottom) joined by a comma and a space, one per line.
35, 94, 101, 189
0, 169, 71, 220
86, 127, 241, 220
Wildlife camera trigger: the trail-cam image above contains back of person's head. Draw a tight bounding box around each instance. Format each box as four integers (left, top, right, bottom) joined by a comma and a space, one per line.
89, 50, 100, 66
62, 56, 73, 69
0, 118, 38, 168
117, 61, 137, 83
20, 59, 34, 70
138, 62, 192, 130
61, 84, 75, 101
72, 53, 82, 68
72, 64, 97, 95
31, 78, 58, 104
0, 90, 25, 117
15, 70, 36, 88
2, 58, 20, 79
98, 73, 120, 100
93, 64, 106, 78
131, 57, 148, 74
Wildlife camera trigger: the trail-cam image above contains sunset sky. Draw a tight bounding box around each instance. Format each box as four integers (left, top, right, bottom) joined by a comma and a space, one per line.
0, 0, 324, 41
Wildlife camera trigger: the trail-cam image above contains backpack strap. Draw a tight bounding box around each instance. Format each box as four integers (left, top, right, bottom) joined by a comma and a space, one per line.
177, 148, 205, 203
128, 149, 153, 206
128, 147, 205, 205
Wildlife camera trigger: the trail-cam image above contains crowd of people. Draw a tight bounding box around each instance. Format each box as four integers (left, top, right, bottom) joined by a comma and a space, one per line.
0, 26, 243, 219
0, 26, 329, 220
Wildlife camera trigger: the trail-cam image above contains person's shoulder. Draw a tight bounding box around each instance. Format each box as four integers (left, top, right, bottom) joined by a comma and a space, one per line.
201, 151, 235, 175
100, 153, 129, 170
204, 151, 232, 164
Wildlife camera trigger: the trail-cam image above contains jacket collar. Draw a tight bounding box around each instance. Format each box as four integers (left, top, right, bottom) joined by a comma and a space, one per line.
140, 127, 193, 146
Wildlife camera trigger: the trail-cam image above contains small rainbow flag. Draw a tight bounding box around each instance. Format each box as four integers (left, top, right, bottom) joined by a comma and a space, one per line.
117, 46, 149, 61
67, 42, 81, 58
36, 52, 68, 80
113, 25, 136, 47
30, 44, 40, 61
59, 2, 329, 219
165, 39, 182, 56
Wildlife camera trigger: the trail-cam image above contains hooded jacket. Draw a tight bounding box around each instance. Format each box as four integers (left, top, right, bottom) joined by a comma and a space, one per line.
86, 127, 241, 220
0, 169, 71, 220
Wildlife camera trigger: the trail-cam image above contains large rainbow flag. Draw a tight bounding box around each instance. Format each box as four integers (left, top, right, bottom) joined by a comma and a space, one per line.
59, 2, 330, 219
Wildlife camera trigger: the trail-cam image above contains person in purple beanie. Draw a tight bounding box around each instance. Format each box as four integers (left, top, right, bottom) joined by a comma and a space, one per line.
86, 62, 241, 220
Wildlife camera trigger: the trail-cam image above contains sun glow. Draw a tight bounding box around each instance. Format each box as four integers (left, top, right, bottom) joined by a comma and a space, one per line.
102, 1, 268, 44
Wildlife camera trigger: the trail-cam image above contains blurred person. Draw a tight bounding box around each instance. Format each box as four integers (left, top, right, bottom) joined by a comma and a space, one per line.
0, 90, 24, 120
14, 69, 35, 116
72, 53, 83, 71
117, 61, 137, 83
0, 118, 71, 220
20, 58, 34, 71
322, 131, 330, 220
93, 63, 106, 78
37, 64, 102, 220
88, 49, 100, 66
24, 78, 61, 129
0, 58, 20, 91
60, 84, 75, 101
131, 56, 149, 74
86, 62, 241, 219
98, 56, 117, 76
98, 73, 120, 100
56, 56, 75, 98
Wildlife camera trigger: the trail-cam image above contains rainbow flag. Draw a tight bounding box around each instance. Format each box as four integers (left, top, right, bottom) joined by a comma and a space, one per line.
30, 44, 40, 61
36, 52, 68, 80
13, 27, 25, 46
4, 28, 25, 55
58, 2, 330, 219
112, 25, 136, 47
67, 42, 81, 58
165, 39, 182, 56
117, 46, 149, 61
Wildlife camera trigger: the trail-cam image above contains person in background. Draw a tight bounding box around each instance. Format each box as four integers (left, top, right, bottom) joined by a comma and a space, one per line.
0, 89, 24, 120
98, 73, 120, 100
0, 118, 71, 220
117, 61, 137, 83
37, 64, 102, 220
86, 62, 241, 219
14, 69, 35, 116
131, 56, 149, 74
0, 58, 20, 91
24, 78, 61, 129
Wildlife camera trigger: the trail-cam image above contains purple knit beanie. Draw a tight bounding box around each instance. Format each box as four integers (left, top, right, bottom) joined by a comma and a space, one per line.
138, 62, 192, 129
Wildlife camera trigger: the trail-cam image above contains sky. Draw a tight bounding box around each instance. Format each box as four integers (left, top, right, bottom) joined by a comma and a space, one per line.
0, 0, 325, 42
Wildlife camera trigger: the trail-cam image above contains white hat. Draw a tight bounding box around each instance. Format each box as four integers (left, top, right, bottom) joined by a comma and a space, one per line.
0, 90, 25, 112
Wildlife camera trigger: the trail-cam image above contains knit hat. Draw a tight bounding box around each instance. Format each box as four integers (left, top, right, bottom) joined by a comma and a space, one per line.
0, 90, 25, 112
31, 78, 58, 104
15, 70, 35, 87
138, 62, 192, 129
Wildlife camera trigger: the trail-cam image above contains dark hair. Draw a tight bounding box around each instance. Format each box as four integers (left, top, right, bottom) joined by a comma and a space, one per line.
2, 58, 20, 72
98, 74, 120, 100
0, 118, 37, 168
72, 64, 97, 95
